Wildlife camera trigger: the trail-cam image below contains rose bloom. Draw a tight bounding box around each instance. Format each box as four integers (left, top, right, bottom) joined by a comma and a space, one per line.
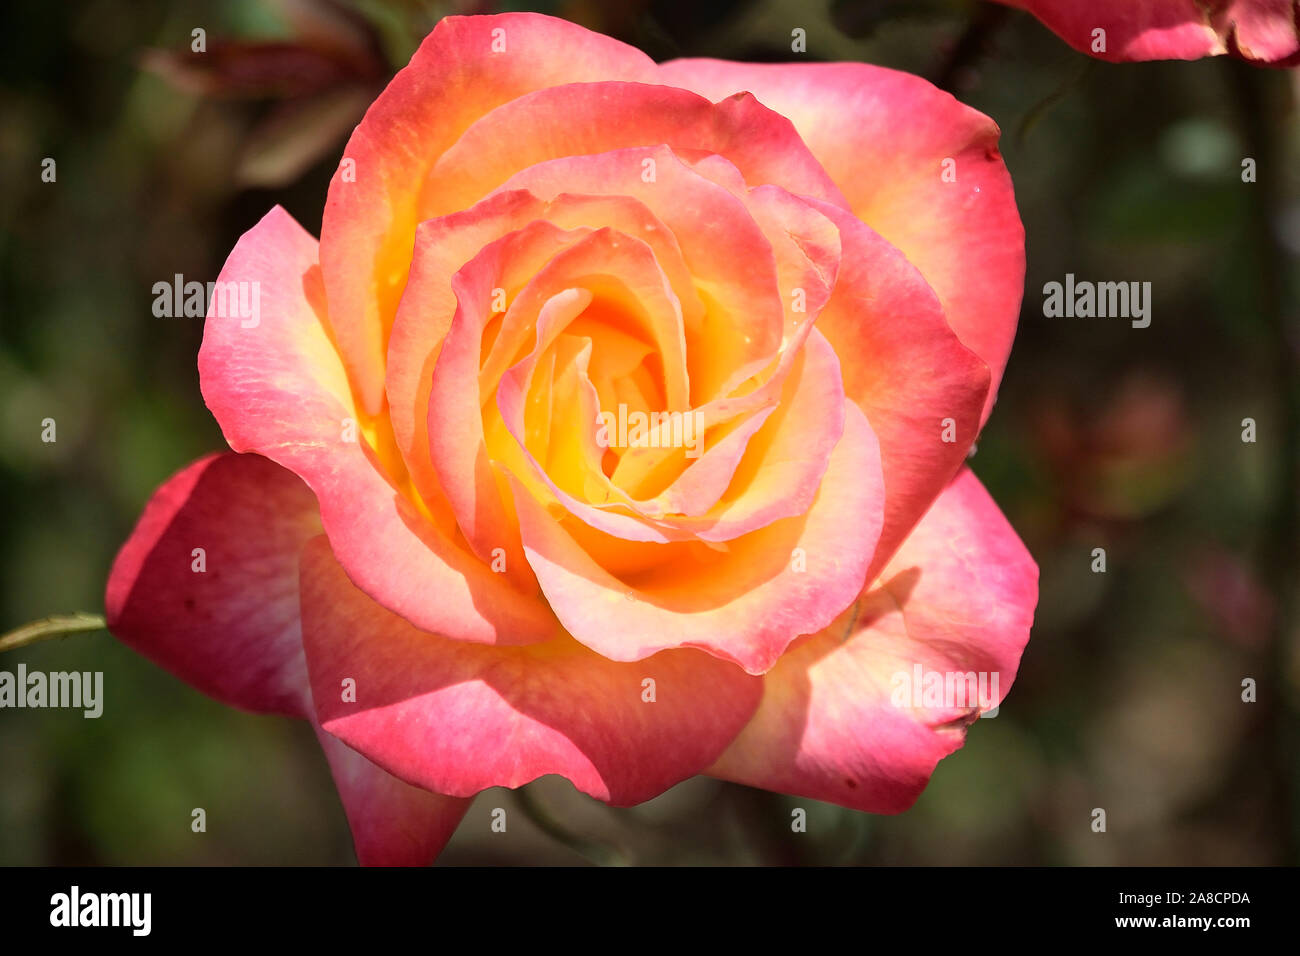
107, 13, 1037, 864
992, 0, 1300, 64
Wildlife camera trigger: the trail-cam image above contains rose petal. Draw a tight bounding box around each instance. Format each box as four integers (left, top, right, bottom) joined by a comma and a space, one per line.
300, 536, 762, 805
314, 726, 470, 866
428, 82, 847, 221
387, 188, 699, 519
320, 12, 659, 414
198, 205, 557, 645
649, 330, 846, 542
992, 0, 1300, 65
497, 145, 787, 403
512, 401, 884, 674
105, 452, 320, 717
1220, 0, 1300, 64
708, 468, 1038, 812
804, 198, 990, 578
426, 220, 594, 575
656, 59, 1024, 424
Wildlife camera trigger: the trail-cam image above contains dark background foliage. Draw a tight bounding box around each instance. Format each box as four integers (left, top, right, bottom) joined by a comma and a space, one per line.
1, 0, 1296, 864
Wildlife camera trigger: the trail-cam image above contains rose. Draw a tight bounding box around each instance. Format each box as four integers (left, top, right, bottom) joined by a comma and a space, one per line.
991, 0, 1300, 64
106, 12, 1037, 865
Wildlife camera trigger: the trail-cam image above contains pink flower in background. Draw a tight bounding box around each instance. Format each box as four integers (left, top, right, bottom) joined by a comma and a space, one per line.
106, 12, 1037, 865
992, 0, 1300, 65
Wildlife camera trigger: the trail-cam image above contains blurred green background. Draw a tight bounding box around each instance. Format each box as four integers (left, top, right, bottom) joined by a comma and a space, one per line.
1, 0, 1297, 865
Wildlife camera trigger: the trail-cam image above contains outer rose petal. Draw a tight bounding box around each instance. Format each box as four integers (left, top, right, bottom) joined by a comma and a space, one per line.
804, 198, 990, 579
708, 468, 1038, 812
320, 13, 659, 414
300, 537, 762, 806
655, 60, 1024, 424
198, 205, 557, 645
992, 0, 1300, 65
104, 453, 469, 865
314, 727, 470, 867
1221, 0, 1300, 64
105, 452, 320, 717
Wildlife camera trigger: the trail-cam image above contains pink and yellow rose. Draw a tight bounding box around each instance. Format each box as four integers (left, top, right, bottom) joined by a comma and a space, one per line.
107, 12, 1037, 864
